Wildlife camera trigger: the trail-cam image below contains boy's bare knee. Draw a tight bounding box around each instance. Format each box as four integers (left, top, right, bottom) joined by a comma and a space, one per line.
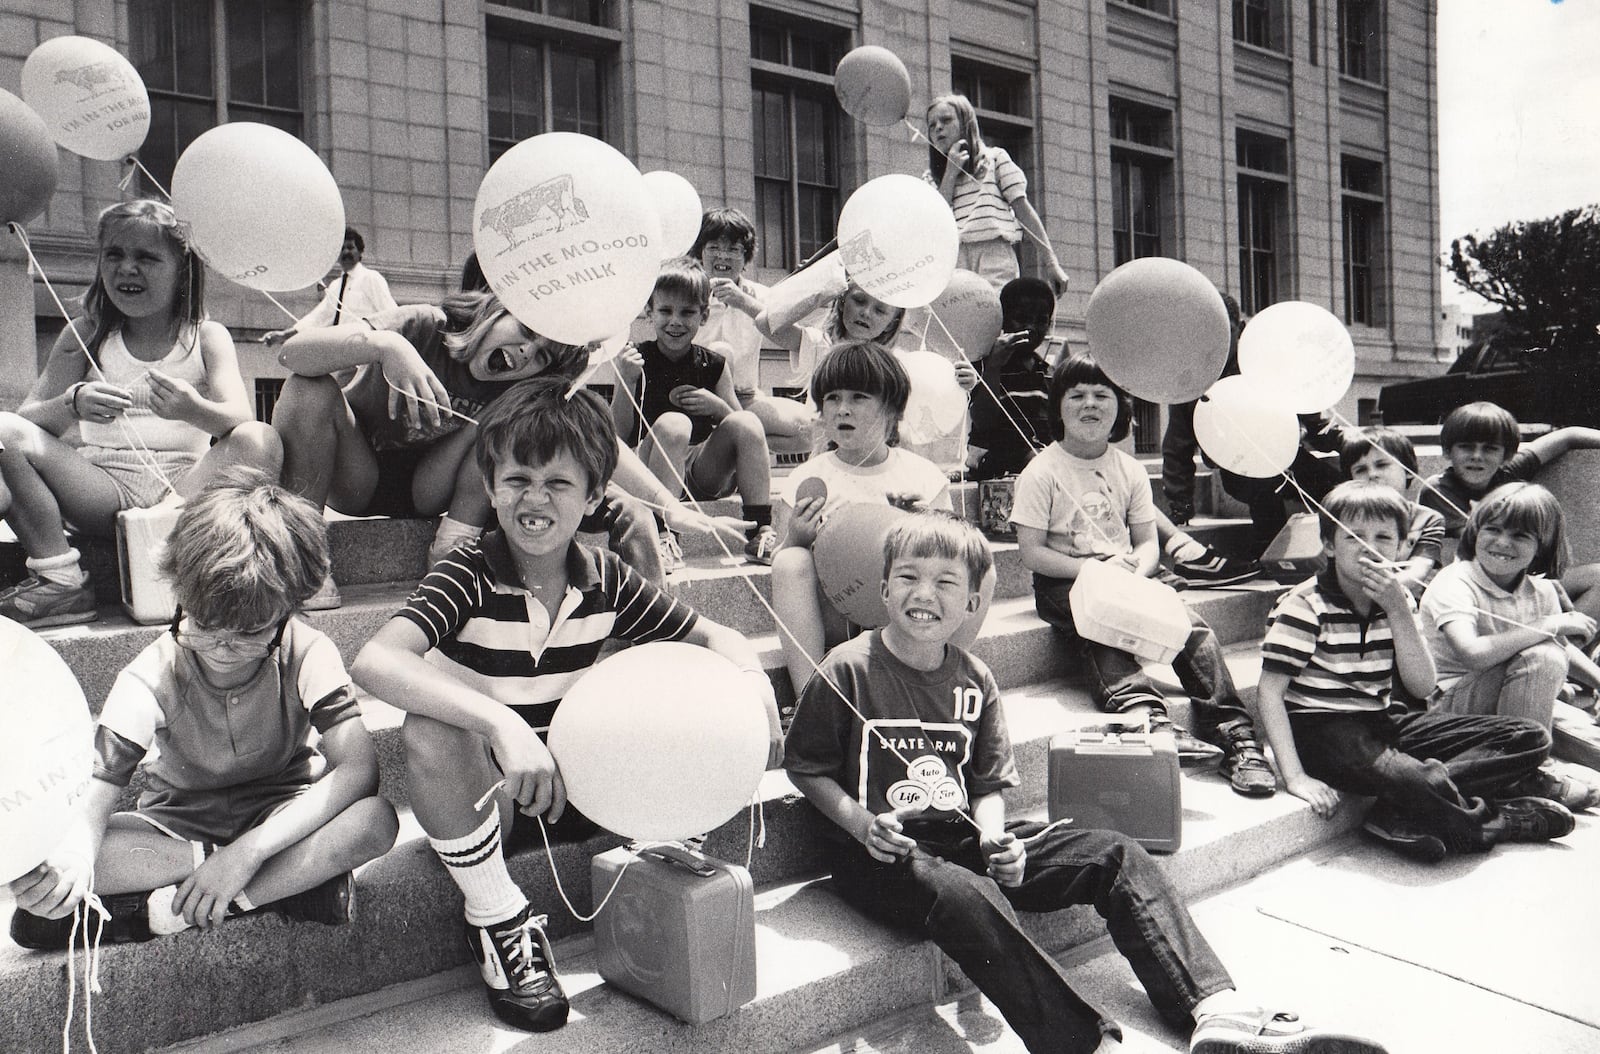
771, 546, 816, 587
403, 713, 485, 780
272, 374, 344, 425
722, 410, 764, 440
352, 796, 401, 857
653, 412, 693, 447
0, 411, 43, 455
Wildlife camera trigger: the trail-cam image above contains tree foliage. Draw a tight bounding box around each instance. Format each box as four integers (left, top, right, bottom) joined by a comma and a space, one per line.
1447, 205, 1600, 339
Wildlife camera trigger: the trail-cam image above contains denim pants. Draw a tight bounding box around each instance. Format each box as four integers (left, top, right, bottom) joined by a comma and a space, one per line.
1287, 709, 1551, 852
826, 821, 1234, 1054
1033, 573, 1253, 740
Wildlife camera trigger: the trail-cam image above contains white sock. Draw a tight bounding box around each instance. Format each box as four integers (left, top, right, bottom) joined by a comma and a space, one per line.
26, 549, 87, 588
146, 884, 191, 936
429, 810, 528, 926
1166, 535, 1208, 563
429, 515, 483, 567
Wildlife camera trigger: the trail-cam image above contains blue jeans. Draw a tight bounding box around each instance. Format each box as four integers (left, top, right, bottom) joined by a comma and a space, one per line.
1287, 709, 1550, 852
826, 821, 1234, 1053
1033, 573, 1254, 740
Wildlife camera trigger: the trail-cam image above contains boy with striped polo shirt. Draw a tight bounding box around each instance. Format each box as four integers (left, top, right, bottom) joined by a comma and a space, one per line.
353, 377, 781, 1034
1254, 481, 1572, 863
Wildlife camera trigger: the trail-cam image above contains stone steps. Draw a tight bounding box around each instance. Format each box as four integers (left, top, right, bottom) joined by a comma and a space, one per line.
0, 656, 1367, 1054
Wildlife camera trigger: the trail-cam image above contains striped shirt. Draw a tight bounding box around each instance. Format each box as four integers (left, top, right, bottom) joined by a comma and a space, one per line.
926, 146, 1026, 245
1261, 569, 1404, 714
397, 534, 699, 732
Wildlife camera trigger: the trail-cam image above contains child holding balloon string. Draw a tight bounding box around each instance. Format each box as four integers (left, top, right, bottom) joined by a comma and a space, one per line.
924, 93, 1070, 293
770, 340, 994, 704
0, 198, 282, 629
352, 376, 780, 1034
784, 509, 1389, 1054
8, 469, 398, 950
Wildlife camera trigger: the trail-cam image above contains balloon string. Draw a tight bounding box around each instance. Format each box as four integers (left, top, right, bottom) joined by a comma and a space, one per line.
7, 223, 180, 501
616, 366, 988, 838
120, 157, 171, 202
257, 289, 302, 324
60, 881, 109, 1054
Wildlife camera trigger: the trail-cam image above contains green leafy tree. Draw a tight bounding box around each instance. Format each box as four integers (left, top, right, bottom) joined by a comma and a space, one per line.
1447, 204, 1600, 339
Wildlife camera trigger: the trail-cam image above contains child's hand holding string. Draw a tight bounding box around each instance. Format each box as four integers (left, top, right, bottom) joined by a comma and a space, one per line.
1542, 610, 1598, 643
860, 805, 920, 863
145, 368, 205, 422
489, 715, 568, 823
710, 278, 759, 316
379, 337, 451, 430
74, 379, 133, 423
982, 831, 1026, 887
1355, 555, 1411, 614
953, 360, 978, 392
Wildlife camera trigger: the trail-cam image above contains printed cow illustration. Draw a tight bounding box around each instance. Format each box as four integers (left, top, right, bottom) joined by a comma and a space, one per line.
55, 62, 128, 100
840, 230, 887, 273
477, 174, 591, 251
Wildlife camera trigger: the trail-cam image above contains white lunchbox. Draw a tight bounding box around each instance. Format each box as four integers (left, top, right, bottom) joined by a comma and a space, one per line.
116, 503, 182, 624
1069, 557, 1190, 664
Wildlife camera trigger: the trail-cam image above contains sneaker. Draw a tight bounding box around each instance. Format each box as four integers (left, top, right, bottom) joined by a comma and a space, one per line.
0, 575, 96, 628
1147, 712, 1225, 766
1155, 568, 1191, 592
9, 892, 154, 951
301, 573, 342, 612
1361, 808, 1448, 864
274, 872, 355, 925
744, 525, 779, 566
1173, 551, 1262, 588
1191, 1007, 1388, 1053
1487, 796, 1576, 844
467, 904, 570, 1032
1218, 720, 1277, 797
657, 529, 685, 575
1506, 762, 1600, 813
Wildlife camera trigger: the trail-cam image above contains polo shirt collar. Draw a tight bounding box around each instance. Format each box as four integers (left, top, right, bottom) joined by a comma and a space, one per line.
478, 530, 601, 593
1461, 556, 1518, 599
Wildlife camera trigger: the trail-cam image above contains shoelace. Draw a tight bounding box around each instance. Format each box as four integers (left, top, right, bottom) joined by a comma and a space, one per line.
496, 913, 556, 986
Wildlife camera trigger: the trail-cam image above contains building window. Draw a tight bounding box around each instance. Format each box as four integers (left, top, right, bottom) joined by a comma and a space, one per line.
129, 0, 304, 193
253, 377, 284, 423
951, 58, 1035, 183
1341, 155, 1384, 326
486, 2, 616, 162
1236, 130, 1289, 317
1109, 98, 1173, 266
1113, 0, 1172, 15
1233, 0, 1285, 51
750, 10, 847, 271
1338, 0, 1380, 82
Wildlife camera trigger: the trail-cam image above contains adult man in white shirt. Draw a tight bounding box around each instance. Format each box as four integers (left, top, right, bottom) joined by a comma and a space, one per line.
264, 227, 398, 346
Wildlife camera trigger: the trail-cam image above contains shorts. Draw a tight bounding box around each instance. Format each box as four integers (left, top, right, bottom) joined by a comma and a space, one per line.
129, 777, 310, 846
683, 439, 737, 502
956, 237, 1021, 290
83, 445, 198, 510
364, 446, 428, 518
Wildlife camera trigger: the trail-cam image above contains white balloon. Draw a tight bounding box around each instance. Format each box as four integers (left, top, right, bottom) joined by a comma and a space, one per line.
836, 174, 959, 309
475, 133, 662, 346
1085, 257, 1231, 405
22, 36, 150, 161
1193, 375, 1302, 479
641, 170, 703, 259
1236, 301, 1356, 413
899, 349, 968, 444
171, 123, 345, 292
0, 617, 95, 885
547, 643, 770, 841
901, 269, 1004, 362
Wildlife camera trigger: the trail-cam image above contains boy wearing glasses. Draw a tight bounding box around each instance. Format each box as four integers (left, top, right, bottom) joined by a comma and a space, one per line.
7, 469, 399, 949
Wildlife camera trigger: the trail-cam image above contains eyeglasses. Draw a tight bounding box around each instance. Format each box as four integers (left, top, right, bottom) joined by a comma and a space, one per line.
171, 607, 287, 659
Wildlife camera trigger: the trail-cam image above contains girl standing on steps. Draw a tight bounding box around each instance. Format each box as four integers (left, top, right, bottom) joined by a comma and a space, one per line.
0, 199, 280, 628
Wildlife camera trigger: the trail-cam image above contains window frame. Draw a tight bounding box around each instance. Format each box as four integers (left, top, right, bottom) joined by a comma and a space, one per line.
130, 0, 306, 193
748, 9, 848, 272
1235, 130, 1291, 317
483, 1, 620, 162
1107, 97, 1174, 267
1337, 0, 1382, 83
1340, 154, 1386, 327
1233, 0, 1287, 53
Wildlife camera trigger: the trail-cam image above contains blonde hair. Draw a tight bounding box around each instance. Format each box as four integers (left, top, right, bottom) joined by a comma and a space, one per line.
159, 468, 330, 627
825, 284, 905, 345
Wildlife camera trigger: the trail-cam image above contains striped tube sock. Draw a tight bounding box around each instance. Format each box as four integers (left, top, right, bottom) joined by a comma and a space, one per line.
429, 810, 528, 926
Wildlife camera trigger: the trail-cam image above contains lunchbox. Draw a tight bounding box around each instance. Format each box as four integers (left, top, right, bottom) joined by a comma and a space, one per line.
1048, 723, 1182, 853
1260, 512, 1327, 583
1069, 557, 1191, 664
977, 477, 1018, 540
591, 842, 757, 1024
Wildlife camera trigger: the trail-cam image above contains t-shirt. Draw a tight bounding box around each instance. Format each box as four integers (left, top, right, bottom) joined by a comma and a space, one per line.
1008, 443, 1154, 559
1405, 502, 1447, 567
1420, 558, 1564, 690
924, 146, 1026, 245
967, 349, 1051, 478
1260, 570, 1402, 714
1418, 449, 1542, 539
699, 278, 770, 394
342, 304, 516, 451
93, 618, 359, 794
779, 449, 952, 517
629, 339, 728, 447
396, 534, 698, 732
783, 630, 1020, 842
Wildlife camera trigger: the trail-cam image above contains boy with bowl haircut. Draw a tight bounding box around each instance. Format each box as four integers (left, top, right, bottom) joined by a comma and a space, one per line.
1337, 426, 1447, 594
353, 377, 780, 1034
610, 257, 778, 568
784, 510, 1388, 1054
1254, 481, 1572, 864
